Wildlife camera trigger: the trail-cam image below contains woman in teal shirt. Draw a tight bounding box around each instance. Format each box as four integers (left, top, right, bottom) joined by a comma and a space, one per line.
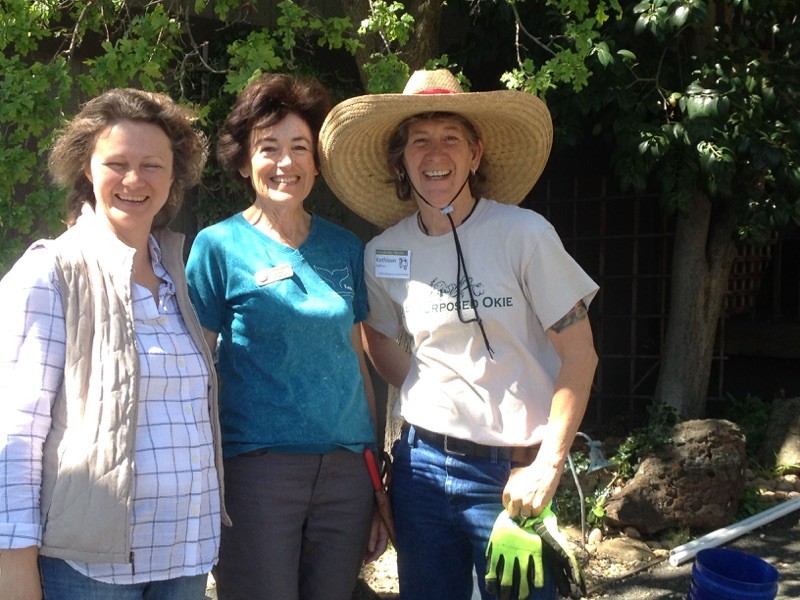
187, 73, 387, 600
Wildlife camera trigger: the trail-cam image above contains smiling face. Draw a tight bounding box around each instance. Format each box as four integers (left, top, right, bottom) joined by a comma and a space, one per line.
402, 116, 483, 210
85, 119, 174, 244
241, 112, 318, 209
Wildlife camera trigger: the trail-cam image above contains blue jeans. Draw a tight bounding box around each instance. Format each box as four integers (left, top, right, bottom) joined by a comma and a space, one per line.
39, 557, 208, 600
391, 426, 557, 600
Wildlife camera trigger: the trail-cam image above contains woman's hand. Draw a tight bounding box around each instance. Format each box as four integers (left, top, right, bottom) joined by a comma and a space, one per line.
0, 546, 42, 600
363, 508, 389, 564
502, 458, 561, 520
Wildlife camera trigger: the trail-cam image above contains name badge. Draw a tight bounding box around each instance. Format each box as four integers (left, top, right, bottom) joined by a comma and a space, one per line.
254, 263, 294, 286
374, 249, 411, 279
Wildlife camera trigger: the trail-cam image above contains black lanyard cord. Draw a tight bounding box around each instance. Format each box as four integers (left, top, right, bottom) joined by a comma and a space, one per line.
446, 209, 495, 359
410, 177, 495, 360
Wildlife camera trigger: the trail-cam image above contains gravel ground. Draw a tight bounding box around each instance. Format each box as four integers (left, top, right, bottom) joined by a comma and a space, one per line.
206, 509, 799, 599
356, 508, 799, 599
588, 510, 800, 599
207, 476, 800, 599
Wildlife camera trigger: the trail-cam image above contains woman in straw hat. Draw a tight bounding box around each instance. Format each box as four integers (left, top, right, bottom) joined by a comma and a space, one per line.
319, 69, 598, 600
186, 73, 387, 600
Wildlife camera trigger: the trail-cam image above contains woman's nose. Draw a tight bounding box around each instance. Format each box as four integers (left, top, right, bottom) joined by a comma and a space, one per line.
122, 168, 143, 186
426, 139, 446, 155
277, 151, 293, 167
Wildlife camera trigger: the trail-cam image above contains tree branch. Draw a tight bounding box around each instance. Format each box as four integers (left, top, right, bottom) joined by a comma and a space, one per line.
510, 3, 557, 57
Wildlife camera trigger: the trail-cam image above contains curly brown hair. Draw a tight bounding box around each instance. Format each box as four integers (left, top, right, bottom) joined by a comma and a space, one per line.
386, 111, 487, 202
216, 73, 331, 191
49, 88, 208, 229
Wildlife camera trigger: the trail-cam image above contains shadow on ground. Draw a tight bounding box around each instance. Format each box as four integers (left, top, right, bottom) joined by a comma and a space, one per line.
206, 510, 799, 599
592, 511, 800, 599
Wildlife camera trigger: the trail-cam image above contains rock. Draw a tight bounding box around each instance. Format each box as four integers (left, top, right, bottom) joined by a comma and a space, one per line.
645, 540, 663, 550
605, 419, 746, 535
587, 528, 604, 545
759, 397, 800, 469
622, 527, 642, 539
753, 476, 772, 490
596, 537, 656, 563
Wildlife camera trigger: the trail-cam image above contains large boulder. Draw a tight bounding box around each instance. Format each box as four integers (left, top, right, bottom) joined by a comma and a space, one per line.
759, 397, 800, 471
605, 419, 746, 535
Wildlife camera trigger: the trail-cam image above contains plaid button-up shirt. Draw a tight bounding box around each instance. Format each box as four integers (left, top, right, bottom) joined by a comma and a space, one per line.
0, 237, 220, 583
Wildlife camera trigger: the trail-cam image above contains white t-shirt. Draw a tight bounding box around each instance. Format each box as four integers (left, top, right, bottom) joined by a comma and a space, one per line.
365, 198, 598, 446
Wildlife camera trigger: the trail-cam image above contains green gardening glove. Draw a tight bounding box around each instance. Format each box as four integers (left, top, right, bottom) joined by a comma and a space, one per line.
485, 509, 544, 600
523, 504, 586, 599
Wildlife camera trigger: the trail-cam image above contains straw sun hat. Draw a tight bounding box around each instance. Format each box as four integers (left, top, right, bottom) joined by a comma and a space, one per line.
319, 69, 553, 229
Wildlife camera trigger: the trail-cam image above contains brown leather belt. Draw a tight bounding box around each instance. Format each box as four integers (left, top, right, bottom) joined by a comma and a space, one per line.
402, 423, 538, 464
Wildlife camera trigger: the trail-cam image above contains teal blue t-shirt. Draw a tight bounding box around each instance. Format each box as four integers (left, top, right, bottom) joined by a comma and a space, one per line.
186, 213, 374, 458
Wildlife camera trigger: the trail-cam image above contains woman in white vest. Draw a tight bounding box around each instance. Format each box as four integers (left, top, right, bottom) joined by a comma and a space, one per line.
0, 89, 227, 600
319, 69, 598, 600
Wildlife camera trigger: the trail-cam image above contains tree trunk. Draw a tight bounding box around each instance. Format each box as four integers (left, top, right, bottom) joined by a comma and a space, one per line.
339, 0, 444, 91
653, 191, 739, 418
401, 0, 443, 71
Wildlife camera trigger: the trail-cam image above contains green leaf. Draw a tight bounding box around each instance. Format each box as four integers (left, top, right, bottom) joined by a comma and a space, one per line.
594, 41, 613, 67
671, 5, 690, 27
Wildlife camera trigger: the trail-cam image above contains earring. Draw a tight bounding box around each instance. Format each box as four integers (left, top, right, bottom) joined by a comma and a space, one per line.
398, 171, 405, 181
470, 168, 476, 176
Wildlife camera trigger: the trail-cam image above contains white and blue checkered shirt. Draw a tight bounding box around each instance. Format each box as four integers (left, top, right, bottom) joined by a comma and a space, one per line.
0, 237, 220, 584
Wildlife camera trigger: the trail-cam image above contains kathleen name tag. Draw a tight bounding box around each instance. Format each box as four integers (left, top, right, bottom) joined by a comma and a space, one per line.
374, 249, 410, 279
254, 263, 294, 286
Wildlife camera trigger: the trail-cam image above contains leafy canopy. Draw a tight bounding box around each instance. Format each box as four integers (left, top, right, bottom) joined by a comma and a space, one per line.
0, 0, 363, 272
2, 0, 798, 276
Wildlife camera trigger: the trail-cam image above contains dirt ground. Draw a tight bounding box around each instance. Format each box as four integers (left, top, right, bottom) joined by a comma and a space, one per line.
205, 507, 799, 598
205, 480, 800, 600
585, 510, 800, 599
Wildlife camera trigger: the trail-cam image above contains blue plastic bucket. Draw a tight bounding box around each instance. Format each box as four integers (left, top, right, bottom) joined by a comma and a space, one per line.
687, 548, 779, 600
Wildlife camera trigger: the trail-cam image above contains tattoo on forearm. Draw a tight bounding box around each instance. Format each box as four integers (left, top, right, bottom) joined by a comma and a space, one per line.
550, 301, 588, 333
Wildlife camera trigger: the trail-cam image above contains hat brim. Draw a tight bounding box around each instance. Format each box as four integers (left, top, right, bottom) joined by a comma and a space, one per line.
319, 89, 553, 229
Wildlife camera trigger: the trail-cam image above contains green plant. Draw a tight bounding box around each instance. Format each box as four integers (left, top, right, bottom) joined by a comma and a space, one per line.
723, 393, 771, 459
659, 526, 693, 550
556, 450, 615, 530
774, 463, 800, 477
610, 400, 676, 479
585, 485, 611, 528
0, 0, 365, 274
554, 485, 583, 528
357, 1, 415, 93
555, 451, 588, 527
736, 483, 771, 520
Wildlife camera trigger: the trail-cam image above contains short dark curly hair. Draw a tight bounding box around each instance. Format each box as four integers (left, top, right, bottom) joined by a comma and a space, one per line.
49, 88, 208, 229
216, 73, 332, 191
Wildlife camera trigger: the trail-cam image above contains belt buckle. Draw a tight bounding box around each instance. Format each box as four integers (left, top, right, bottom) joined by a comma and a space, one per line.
443, 435, 466, 457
